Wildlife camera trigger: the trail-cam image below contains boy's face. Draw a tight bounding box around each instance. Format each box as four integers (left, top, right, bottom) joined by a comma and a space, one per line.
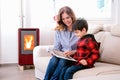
74, 28, 87, 38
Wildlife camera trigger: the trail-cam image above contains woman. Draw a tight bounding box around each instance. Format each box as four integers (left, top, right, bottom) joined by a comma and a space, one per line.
44, 6, 79, 80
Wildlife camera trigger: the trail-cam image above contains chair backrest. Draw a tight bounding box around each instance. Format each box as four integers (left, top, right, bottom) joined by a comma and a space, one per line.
94, 25, 120, 65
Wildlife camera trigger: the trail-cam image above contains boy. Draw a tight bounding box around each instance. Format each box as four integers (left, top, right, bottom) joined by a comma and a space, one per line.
61, 18, 100, 80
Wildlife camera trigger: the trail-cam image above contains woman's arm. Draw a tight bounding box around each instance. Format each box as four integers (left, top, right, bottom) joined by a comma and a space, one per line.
53, 31, 62, 50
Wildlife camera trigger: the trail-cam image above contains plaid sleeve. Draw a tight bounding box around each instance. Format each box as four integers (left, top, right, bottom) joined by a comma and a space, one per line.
86, 38, 100, 67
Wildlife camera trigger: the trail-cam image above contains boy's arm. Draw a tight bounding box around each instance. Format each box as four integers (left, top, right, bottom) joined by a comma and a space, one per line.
85, 38, 100, 67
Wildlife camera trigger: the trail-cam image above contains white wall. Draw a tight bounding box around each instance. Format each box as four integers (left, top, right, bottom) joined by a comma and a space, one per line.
112, 0, 120, 24
0, 0, 120, 64
27, 0, 56, 45
0, 0, 56, 64
30, 0, 55, 28
0, 0, 20, 64
0, 0, 1, 63
115, 0, 120, 24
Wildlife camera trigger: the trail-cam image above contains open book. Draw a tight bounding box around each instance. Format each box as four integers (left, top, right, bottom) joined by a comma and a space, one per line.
48, 48, 77, 62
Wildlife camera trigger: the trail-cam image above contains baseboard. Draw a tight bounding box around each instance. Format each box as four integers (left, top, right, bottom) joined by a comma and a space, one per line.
0, 63, 18, 67
0, 63, 34, 71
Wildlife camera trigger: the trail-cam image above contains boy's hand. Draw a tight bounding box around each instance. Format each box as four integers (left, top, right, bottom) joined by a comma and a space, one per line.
79, 59, 87, 66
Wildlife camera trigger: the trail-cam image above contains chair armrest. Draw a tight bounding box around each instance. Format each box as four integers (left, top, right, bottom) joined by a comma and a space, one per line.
33, 45, 53, 69
33, 45, 53, 58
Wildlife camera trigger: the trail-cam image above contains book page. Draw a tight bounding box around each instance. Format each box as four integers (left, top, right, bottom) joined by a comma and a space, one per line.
48, 48, 77, 62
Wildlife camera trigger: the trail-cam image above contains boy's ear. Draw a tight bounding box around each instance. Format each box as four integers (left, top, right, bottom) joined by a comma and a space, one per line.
82, 28, 86, 32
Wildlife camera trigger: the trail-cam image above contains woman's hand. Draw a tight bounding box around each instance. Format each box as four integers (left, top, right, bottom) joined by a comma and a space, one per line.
63, 50, 76, 57
79, 59, 87, 66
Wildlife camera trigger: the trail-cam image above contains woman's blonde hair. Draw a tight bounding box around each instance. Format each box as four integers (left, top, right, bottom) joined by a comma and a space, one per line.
55, 6, 76, 31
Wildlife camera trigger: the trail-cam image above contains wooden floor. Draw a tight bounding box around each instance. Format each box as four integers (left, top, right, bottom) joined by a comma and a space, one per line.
0, 64, 36, 80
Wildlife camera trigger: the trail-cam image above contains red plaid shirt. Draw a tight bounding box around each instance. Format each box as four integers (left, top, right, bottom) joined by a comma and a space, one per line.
73, 34, 100, 67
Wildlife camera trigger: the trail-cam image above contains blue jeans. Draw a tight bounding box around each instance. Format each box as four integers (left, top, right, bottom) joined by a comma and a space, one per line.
60, 65, 87, 80
44, 56, 70, 80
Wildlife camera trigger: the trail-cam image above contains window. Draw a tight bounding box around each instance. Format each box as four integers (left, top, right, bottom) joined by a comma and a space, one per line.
23, 0, 116, 28
54, 0, 113, 21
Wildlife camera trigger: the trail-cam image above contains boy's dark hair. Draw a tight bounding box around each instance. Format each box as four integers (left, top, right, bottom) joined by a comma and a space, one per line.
72, 18, 88, 31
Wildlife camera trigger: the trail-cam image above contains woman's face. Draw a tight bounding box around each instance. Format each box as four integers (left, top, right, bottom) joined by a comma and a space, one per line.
61, 12, 73, 27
